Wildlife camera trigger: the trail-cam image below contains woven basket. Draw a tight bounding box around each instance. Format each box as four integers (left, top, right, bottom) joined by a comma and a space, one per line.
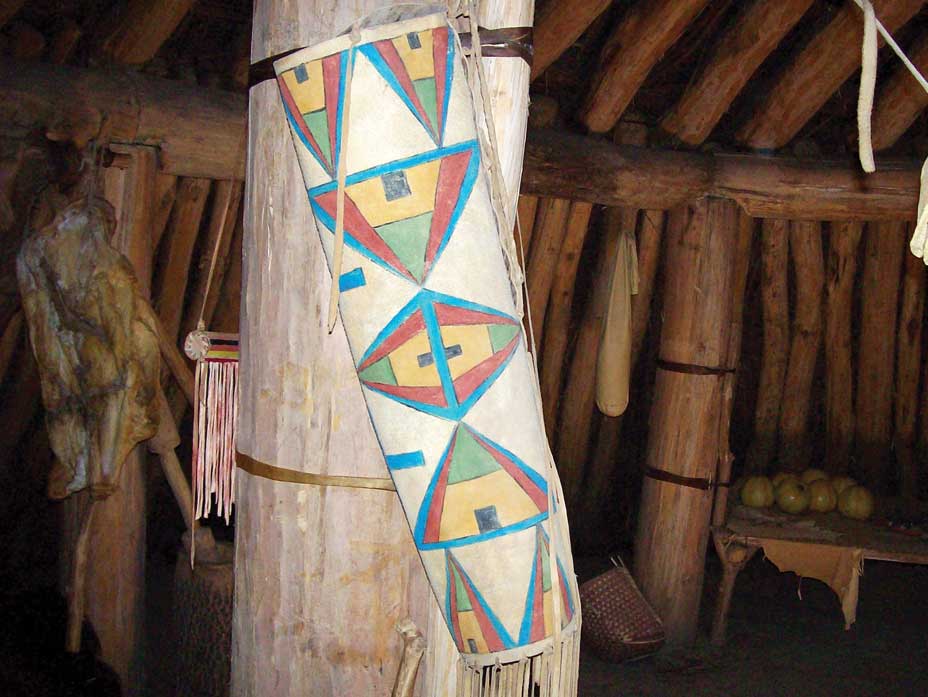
579, 558, 665, 663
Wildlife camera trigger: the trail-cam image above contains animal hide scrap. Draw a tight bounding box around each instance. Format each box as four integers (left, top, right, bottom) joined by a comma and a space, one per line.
17, 197, 161, 500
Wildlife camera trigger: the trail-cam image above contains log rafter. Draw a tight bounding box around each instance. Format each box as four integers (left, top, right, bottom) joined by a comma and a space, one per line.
661, 0, 815, 145
97, 0, 195, 66
530, 0, 612, 81
870, 33, 928, 152
737, 0, 924, 150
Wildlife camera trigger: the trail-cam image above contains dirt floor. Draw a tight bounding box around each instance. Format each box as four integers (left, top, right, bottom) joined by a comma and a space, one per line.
577, 553, 928, 697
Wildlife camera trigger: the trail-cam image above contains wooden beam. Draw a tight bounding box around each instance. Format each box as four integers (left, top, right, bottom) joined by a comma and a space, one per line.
97, 0, 195, 65
824, 221, 863, 473
580, 0, 709, 133
154, 177, 210, 345
635, 196, 737, 645
895, 247, 924, 499
661, 0, 814, 145
777, 220, 823, 471
737, 0, 923, 150
871, 34, 928, 151
522, 129, 922, 220
530, 0, 611, 81
0, 58, 246, 180
856, 222, 905, 491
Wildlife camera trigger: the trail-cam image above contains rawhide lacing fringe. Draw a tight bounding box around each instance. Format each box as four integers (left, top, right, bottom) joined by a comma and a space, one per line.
185, 329, 239, 525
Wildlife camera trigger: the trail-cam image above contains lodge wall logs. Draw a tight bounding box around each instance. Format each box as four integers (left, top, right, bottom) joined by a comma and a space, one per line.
635, 197, 737, 645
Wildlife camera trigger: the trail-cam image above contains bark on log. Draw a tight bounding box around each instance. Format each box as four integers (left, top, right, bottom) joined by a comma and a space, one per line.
97, 0, 195, 65
522, 129, 922, 221
745, 219, 789, 474
824, 221, 863, 473
634, 197, 737, 646
661, 0, 814, 146
540, 201, 593, 434
777, 221, 824, 472
857, 222, 906, 490
525, 197, 571, 343
530, 0, 611, 81
154, 177, 210, 344
895, 247, 924, 499
737, 0, 924, 149
580, 0, 709, 133
871, 34, 928, 151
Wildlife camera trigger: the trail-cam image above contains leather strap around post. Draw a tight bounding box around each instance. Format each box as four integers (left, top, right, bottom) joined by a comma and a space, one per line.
657, 359, 735, 377
237, 452, 396, 491
644, 466, 713, 491
247, 26, 534, 88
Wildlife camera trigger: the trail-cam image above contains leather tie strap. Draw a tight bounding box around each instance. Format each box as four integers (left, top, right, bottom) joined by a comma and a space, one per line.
237, 452, 396, 492
644, 465, 713, 491
247, 26, 534, 88
657, 359, 735, 377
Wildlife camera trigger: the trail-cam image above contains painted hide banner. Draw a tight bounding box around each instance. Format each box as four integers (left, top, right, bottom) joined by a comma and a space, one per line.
273, 7, 580, 683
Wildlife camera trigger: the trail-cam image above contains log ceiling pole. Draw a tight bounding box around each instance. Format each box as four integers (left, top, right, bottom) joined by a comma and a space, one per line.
3, 60, 928, 220
97, 0, 195, 65
580, 0, 709, 134
737, 0, 923, 150
661, 0, 815, 146
530, 0, 612, 81
870, 33, 928, 151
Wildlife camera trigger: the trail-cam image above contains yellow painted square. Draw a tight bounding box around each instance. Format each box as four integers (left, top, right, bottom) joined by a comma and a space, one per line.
391, 30, 435, 81
282, 59, 325, 114
388, 330, 440, 387
439, 324, 492, 379
439, 470, 538, 542
346, 159, 440, 227
458, 612, 489, 653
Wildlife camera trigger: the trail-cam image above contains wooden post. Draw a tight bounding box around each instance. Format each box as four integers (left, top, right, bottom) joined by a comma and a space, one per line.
895, 247, 924, 499
234, 1, 532, 695
540, 201, 592, 433
525, 196, 571, 343
634, 197, 736, 646
824, 222, 863, 473
777, 221, 823, 471
745, 220, 789, 474
857, 222, 905, 490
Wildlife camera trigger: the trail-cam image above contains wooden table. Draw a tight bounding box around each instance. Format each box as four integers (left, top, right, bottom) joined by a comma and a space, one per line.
710, 504, 928, 645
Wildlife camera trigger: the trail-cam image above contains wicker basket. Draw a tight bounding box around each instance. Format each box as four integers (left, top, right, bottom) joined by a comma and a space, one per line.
579, 557, 665, 663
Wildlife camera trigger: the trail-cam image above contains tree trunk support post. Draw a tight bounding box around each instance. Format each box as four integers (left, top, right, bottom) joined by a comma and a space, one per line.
710, 530, 759, 647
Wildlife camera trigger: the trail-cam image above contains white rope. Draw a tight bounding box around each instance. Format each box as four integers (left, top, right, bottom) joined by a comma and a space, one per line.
850, 0, 928, 264
857, 0, 876, 173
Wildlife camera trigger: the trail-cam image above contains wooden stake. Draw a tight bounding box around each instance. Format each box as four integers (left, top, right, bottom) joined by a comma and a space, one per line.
871, 34, 928, 151
540, 201, 593, 434
778, 221, 824, 472
857, 222, 905, 490
661, 0, 814, 146
154, 177, 210, 344
712, 211, 754, 527
895, 246, 924, 499
635, 197, 737, 646
824, 222, 863, 473
525, 197, 571, 344
580, 0, 709, 133
745, 220, 789, 474
737, 0, 923, 149
530, 0, 611, 81
97, 0, 195, 65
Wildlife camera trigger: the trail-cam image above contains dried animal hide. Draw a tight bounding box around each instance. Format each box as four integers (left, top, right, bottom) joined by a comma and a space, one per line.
16, 196, 160, 499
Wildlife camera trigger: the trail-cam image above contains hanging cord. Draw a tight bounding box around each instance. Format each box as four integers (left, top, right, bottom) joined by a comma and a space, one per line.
327, 26, 361, 333
850, 0, 928, 263
857, 0, 877, 173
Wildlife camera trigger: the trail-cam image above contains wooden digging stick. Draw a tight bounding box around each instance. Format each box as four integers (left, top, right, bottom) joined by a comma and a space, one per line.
391, 619, 427, 697
66, 500, 97, 652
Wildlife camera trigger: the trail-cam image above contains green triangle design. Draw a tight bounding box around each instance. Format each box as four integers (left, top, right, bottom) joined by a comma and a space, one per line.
488, 323, 519, 353
375, 212, 432, 282
303, 109, 332, 167
447, 427, 501, 485
452, 564, 472, 612
413, 77, 439, 135
359, 356, 397, 386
